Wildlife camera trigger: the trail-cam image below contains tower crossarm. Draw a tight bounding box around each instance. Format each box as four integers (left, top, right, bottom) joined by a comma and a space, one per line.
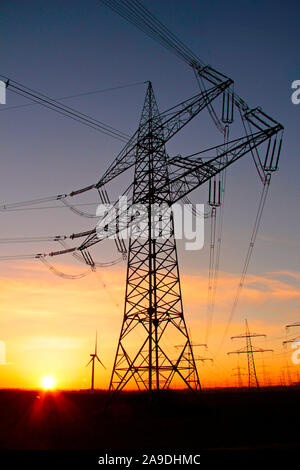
44, 122, 281, 254
231, 333, 267, 340
72, 122, 282, 251
228, 348, 273, 355
95, 79, 232, 189
283, 335, 300, 345
195, 356, 213, 362
286, 322, 300, 330
166, 122, 282, 204
39, 99, 282, 256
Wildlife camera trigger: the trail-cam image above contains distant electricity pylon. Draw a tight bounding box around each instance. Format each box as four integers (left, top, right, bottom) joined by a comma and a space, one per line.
282, 322, 300, 385
174, 340, 211, 389
194, 355, 213, 389
227, 319, 273, 389
259, 352, 271, 387
283, 322, 300, 348
86, 332, 106, 391
231, 365, 247, 388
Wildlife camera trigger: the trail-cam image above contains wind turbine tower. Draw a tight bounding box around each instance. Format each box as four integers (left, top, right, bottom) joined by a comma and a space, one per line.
86, 332, 106, 391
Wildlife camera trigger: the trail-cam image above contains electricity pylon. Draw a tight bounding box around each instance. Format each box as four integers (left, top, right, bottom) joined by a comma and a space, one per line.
108, 83, 202, 393
76, 73, 282, 394
26, 65, 282, 394
227, 319, 273, 389
282, 322, 300, 386
86, 332, 106, 391
259, 352, 271, 387
283, 322, 300, 350
194, 355, 213, 389
4, 71, 282, 394
231, 365, 247, 388
175, 340, 210, 389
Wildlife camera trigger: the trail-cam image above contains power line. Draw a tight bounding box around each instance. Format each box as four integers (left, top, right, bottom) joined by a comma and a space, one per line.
0, 189, 97, 212
0, 236, 68, 244
0, 80, 147, 112
0, 202, 102, 212
58, 239, 124, 267
205, 126, 229, 344
99, 0, 248, 111
39, 257, 91, 280
100, 0, 204, 67
1, 75, 131, 142
217, 173, 272, 353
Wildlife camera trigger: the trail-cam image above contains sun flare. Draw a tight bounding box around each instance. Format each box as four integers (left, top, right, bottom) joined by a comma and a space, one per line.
41, 375, 56, 390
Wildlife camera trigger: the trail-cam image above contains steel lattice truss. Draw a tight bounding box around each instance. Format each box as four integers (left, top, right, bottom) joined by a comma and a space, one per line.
109, 83, 201, 392
32, 68, 281, 393
228, 319, 273, 389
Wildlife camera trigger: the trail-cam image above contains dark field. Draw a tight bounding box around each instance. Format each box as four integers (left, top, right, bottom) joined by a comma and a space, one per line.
0, 387, 299, 465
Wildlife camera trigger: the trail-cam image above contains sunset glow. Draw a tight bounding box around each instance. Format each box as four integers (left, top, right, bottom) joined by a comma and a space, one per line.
0, 263, 298, 391
41, 375, 56, 390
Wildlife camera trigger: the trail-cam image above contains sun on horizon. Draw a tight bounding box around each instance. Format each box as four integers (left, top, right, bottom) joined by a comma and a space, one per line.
41, 375, 56, 391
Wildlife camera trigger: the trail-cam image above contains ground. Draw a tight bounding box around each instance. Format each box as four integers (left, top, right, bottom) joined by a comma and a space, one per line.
0, 387, 299, 465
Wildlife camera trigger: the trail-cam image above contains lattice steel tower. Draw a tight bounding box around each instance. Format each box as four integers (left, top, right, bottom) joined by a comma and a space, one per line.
109, 83, 200, 392
228, 319, 273, 389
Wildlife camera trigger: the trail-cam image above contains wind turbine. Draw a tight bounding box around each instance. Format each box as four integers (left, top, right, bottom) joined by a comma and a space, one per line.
86, 332, 106, 391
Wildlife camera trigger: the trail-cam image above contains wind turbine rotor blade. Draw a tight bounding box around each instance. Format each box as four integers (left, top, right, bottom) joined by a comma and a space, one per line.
86, 358, 93, 367
96, 355, 106, 369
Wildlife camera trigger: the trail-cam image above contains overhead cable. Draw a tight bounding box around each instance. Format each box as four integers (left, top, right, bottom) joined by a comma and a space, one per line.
0, 80, 147, 112
217, 173, 272, 353
0, 75, 129, 142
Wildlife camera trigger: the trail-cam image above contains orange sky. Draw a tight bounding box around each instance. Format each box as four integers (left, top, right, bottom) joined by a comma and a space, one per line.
0, 259, 299, 390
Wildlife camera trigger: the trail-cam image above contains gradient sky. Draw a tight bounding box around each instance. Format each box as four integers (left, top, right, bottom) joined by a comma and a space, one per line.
0, 0, 299, 390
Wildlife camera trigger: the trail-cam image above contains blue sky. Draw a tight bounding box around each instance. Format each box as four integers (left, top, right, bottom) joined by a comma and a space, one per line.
1, 0, 299, 265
